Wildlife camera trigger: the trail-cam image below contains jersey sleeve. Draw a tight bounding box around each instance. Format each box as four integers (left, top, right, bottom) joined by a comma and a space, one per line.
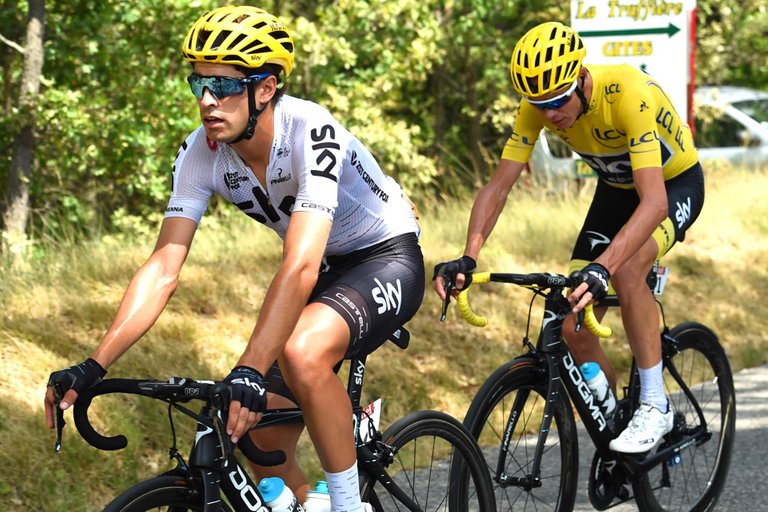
292, 110, 343, 220
501, 102, 545, 162
618, 81, 663, 170
165, 130, 215, 225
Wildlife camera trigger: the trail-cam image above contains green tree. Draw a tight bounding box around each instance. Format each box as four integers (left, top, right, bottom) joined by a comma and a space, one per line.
1, 0, 44, 243
696, 0, 768, 87
0, 0, 766, 241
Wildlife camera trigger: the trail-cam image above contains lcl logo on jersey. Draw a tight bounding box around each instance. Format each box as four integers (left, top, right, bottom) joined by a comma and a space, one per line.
372, 278, 402, 315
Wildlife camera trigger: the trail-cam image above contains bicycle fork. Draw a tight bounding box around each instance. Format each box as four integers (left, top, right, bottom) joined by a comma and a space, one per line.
490, 354, 558, 491
190, 410, 269, 512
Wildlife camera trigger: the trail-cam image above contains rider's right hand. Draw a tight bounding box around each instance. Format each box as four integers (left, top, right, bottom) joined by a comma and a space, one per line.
45, 358, 107, 428
432, 255, 477, 299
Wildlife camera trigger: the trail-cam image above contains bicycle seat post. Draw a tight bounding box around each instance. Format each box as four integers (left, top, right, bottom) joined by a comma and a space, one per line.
346, 354, 368, 410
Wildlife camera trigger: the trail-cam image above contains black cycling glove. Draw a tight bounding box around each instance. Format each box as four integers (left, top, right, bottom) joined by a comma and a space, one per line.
433, 255, 477, 290
48, 358, 107, 399
224, 366, 268, 414
573, 262, 611, 302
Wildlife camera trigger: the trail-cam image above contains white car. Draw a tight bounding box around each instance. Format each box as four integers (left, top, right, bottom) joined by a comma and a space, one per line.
694, 85, 768, 170
527, 86, 768, 183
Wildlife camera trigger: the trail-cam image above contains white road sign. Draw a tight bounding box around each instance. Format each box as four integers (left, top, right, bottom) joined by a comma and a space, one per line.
571, 0, 696, 121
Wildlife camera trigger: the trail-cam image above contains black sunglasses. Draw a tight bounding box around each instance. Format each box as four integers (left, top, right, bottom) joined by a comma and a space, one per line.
187, 73, 272, 100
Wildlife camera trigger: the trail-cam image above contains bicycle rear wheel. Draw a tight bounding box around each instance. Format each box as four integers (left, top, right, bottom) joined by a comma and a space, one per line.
633, 322, 736, 512
462, 357, 578, 512
103, 474, 233, 512
359, 410, 495, 511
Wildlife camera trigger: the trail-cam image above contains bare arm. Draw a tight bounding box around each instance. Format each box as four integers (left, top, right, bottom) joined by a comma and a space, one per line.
464, 159, 527, 260
225, 211, 331, 441
92, 217, 197, 367
433, 159, 526, 299
45, 217, 197, 426
236, 211, 331, 373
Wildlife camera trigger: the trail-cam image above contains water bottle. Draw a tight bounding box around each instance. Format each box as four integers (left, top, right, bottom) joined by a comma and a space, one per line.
580, 362, 616, 417
258, 476, 305, 512
303, 481, 331, 512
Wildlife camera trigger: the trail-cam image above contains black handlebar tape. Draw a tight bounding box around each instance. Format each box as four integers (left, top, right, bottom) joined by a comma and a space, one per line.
73, 379, 142, 450
237, 437, 287, 467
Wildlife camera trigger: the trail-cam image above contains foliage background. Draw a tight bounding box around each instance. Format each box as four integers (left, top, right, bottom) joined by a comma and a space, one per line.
2, 0, 766, 236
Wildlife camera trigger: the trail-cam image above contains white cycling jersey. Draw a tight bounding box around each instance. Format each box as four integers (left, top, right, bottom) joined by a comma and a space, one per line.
165, 95, 419, 255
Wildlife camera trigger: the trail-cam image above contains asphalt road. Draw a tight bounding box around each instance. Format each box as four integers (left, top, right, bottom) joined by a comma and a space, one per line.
569, 364, 768, 511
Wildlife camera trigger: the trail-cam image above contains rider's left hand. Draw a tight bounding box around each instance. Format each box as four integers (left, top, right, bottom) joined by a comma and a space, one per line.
223, 365, 267, 443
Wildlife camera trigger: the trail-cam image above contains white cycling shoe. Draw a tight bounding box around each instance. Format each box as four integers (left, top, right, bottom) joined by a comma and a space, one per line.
363, 503, 374, 512
609, 401, 674, 454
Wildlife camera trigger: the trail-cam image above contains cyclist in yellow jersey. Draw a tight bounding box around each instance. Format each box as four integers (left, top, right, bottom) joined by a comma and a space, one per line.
433, 22, 705, 454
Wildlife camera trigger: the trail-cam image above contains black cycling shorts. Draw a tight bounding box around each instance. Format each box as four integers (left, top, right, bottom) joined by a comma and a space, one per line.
264, 232, 425, 402
570, 163, 705, 265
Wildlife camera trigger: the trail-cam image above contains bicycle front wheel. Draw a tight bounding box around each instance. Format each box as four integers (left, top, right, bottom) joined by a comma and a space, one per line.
462, 357, 578, 512
103, 474, 233, 512
359, 410, 496, 512
633, 322, 736, 512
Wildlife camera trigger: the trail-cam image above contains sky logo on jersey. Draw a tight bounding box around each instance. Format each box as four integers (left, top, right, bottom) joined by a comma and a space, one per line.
675, 196, 692, 228
310, 124, 340, 183
372, 278, 402, 315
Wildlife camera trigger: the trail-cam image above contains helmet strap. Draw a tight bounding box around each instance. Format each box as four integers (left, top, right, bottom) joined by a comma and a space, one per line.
228, 82, 263, 144
574, 73, 589, 119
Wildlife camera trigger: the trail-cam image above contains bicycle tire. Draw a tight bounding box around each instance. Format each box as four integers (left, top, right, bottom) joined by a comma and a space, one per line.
462, 357, 578, 512
633, 322, 736, 512
103, 474, 233, 512
359, 409, 496, 512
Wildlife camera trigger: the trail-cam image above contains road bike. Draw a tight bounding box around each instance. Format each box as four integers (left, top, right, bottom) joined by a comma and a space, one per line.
444, 265, 735, 511
53, 328, 496, 512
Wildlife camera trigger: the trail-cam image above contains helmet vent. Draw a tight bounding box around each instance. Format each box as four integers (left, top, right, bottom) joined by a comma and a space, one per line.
241, 40, 261, 53
230, 34, 246, 48
212, 30, 232, 50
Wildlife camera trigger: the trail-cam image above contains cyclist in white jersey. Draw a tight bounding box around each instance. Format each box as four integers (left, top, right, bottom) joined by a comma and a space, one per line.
45, 7, 424, 511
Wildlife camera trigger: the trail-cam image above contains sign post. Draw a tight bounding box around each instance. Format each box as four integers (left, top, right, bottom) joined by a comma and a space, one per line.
570, 0, 696, 123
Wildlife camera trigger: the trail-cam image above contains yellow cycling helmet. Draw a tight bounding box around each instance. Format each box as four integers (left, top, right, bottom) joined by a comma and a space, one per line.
510, 22, 585, 98
182, 6, 295, 76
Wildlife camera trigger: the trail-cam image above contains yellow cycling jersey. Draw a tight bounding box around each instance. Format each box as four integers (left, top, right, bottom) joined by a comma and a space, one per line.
501, 64, 698, 188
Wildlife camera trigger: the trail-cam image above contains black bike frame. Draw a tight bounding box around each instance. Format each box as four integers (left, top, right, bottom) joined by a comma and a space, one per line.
185, 344, 425, 511
490, 274, 713, 485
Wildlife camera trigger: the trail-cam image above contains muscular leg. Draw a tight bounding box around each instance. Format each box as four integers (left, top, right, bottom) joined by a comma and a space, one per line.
611, 237, 660, 370
279, 302, 365, 510
246, 393, 310, 502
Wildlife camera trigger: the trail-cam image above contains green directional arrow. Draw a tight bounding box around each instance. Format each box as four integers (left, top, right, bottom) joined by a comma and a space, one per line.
580, 23, 680, 38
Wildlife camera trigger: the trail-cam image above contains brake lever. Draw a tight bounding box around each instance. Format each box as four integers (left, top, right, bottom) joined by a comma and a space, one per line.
51, 382, 67, 452
54, 402, 65, 452
440, 279, 454, 322
210, 387, 235, 468
574, 308, 585, 333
